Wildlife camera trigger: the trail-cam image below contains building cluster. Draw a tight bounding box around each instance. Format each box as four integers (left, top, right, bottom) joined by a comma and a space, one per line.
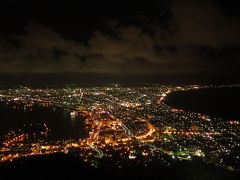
0, 84, 239, 171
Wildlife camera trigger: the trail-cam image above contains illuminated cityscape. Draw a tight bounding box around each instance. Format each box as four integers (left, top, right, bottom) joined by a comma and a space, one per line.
0, 84, 239, 172
1, 0, 240, 179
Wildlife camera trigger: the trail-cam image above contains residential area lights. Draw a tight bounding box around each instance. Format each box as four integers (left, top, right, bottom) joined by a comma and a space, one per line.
0, 84, 240, 171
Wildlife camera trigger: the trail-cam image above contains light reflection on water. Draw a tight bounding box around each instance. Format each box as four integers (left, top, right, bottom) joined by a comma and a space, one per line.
0, 102, 87, 140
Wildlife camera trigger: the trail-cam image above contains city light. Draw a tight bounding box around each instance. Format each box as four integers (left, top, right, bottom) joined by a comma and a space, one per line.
0, 84, 239, 171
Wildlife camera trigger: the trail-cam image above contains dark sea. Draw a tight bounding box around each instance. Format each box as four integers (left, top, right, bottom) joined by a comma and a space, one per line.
165, 87, 240, 121
0, 103, 87, 140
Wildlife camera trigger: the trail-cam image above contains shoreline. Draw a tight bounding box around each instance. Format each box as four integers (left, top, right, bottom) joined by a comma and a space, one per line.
164, 86, 240, 121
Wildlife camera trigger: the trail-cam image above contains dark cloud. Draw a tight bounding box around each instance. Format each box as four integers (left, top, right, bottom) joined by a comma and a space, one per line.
52, 47, 68, 62
0, 0, 239, 76
170, 0, 240, 47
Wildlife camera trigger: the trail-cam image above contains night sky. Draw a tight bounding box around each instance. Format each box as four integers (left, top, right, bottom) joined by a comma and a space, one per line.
0, 0, 240, 83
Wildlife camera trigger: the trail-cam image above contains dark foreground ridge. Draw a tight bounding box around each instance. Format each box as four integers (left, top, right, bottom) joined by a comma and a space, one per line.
0, 154, 239, 180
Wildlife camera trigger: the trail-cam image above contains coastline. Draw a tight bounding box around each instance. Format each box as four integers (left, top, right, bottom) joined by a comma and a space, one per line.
164, 86, 240, 121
